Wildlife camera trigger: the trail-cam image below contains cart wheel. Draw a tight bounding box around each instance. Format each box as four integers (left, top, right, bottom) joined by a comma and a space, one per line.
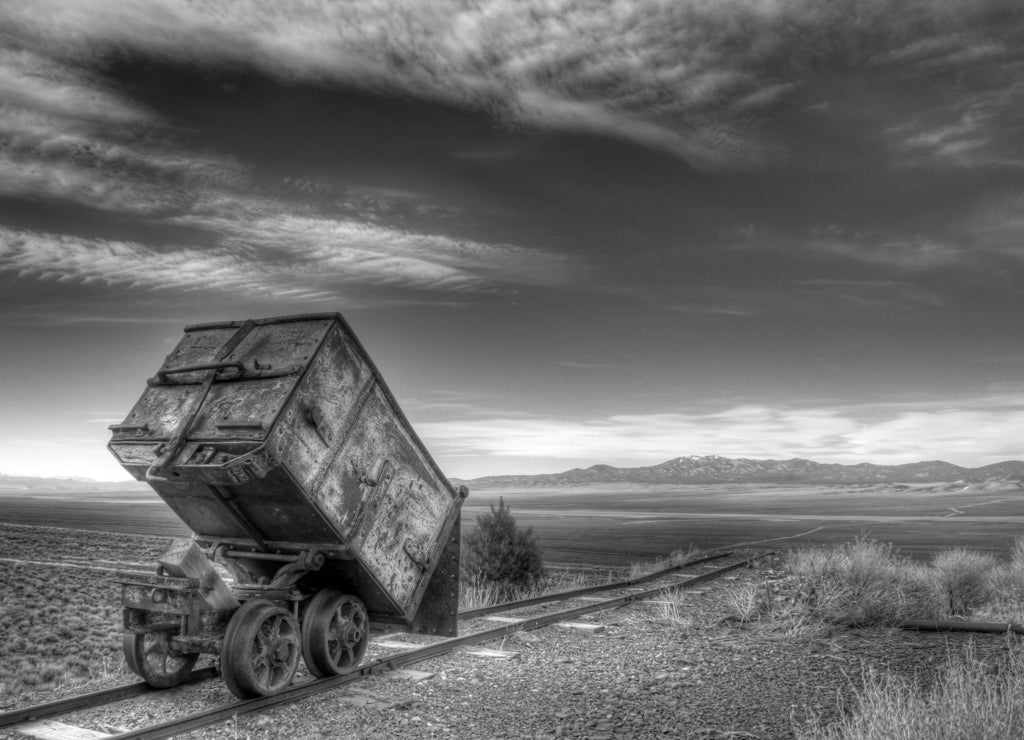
221, 599, 300, 698
123, 630, 198, 689
301, 589, 369, 678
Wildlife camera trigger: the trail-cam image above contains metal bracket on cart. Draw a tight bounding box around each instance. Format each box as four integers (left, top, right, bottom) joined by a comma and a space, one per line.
217, 547, 326, 603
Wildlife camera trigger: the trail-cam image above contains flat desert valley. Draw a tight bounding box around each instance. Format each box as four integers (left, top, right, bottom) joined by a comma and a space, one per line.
2, 479, 1022, 566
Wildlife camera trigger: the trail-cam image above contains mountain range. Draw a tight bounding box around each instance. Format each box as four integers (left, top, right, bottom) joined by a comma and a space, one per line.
0, 473, 145, 492
454, 455, 1024, 488
5, 455, 1024, 492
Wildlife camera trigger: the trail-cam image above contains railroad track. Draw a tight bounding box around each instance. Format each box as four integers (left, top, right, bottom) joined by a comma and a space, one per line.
1, 549, 773, 740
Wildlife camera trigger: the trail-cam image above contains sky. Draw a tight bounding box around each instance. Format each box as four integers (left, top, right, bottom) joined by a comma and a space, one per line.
2, 0, 1024, 482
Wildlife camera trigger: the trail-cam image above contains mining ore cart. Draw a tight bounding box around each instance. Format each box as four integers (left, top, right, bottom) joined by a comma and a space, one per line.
107, 314, 467, 698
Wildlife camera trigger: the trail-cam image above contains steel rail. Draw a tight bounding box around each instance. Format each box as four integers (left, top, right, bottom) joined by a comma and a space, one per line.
460, 550, 734, 620
0, 668, 219, 729
105, 552, 772, 740
0, 549, 761, 733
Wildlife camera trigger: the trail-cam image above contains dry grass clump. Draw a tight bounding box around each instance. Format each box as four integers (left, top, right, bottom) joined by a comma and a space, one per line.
795, 645, 1024, 740
459, 567, 596, 610
720, 578, 773, 623
720, 536, 1024, 632
628, 547, 699, 580
975, 536, 1024, 623
931, 548, 997, 616
653, 586, 712, 630
779, 538, 944, 628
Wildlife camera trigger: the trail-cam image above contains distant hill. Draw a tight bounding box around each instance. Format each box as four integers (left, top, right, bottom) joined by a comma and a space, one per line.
454, 455, 1024, 488
0, 473, 145, 492
7, 454, 1024, 491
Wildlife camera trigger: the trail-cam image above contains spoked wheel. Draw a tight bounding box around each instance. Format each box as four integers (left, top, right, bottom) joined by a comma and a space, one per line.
221, 599, 301, 698
301, 589, 369, 678
123, 629, 198, 689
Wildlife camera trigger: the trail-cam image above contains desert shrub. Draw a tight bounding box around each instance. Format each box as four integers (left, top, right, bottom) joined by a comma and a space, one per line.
786, 537, 944, 627
628, 547, 700, 580
459, 566, 596, 610
459, 577, 508, 611
931, 548, 997, 616
976, 535, 1024, 623
722, 579, 773, 623
978, 535, 1024, 622
795, 645, 1024, 740
461, 497, 543, 599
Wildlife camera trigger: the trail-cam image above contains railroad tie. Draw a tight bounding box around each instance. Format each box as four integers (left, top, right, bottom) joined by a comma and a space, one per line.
393, 669, 436, 682
371, 639, 421, 650
556, 621, 605, 633
16, 720, 114, 740
467, 648, 520, 660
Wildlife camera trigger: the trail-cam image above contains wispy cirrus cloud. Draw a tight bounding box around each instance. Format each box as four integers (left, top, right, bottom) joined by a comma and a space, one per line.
419, 394, 1024, 475
793, 279, 945, 310
0, 212, 574, 298
6, 0, 1021, 170
0, 47, 149, 126
878, 29, 1024, 169
957, 192, 1024, 261
805, 227, 965, 272
0, 45, 244, 214
0, 10, 581, 297
0, 148, 238, 215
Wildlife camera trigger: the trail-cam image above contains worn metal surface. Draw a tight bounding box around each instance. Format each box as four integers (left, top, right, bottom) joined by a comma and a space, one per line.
109, 314, 464, 630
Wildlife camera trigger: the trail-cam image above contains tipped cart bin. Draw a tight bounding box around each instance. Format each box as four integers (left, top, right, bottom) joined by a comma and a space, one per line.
108, 314, 468, 697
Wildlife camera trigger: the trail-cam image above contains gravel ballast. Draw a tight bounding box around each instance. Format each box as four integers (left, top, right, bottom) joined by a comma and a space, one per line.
2, 557, 1017, 740
176, 560, 1017, 740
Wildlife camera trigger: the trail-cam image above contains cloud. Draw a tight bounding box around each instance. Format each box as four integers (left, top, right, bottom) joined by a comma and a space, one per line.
7, 0, 1020, 170
418, 393, 1024, 473
0, 46, 150, 126
957, 192, 1024, 260
877, 24, 1024, 169
0, 46, 245, 214
802, 226, 965, 271
793, 280, 945, 310
665, 302, 760, 317
0, 149, 235, 215
0, 215, 574, 299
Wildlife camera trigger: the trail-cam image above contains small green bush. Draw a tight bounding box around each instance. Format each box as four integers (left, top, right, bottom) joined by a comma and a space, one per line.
461, 497, 543, 598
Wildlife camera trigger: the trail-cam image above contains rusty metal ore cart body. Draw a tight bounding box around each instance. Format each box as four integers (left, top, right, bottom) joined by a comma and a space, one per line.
108, 314, 467, 697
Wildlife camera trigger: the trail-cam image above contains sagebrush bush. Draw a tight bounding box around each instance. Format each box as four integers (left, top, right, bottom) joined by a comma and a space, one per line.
785, 537, 944, 626
971, 535, 1024, 623
931, 548, 997, 616
461, 497, 543, 598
